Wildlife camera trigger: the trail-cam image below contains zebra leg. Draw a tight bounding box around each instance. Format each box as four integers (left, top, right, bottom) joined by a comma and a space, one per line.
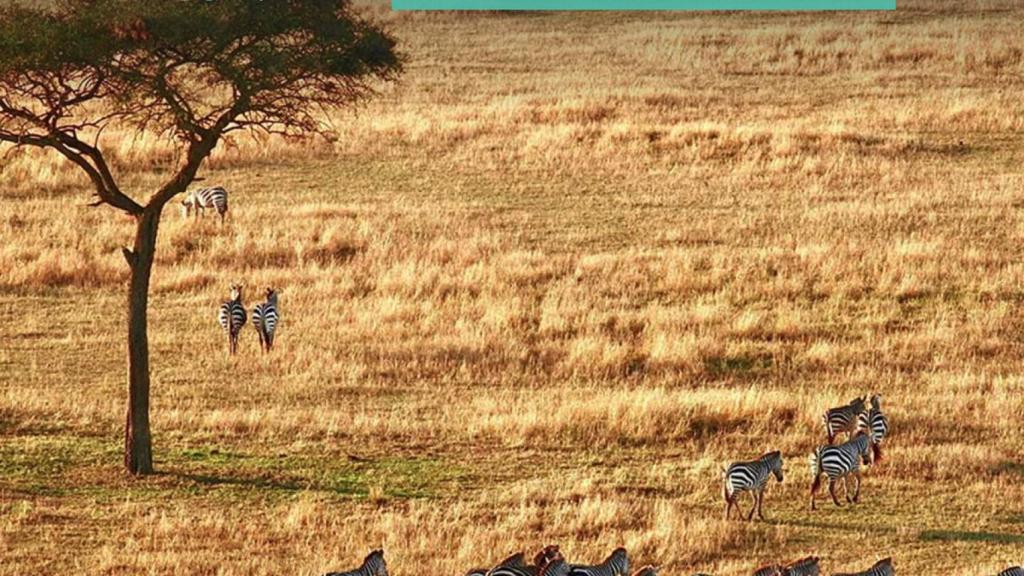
810, 474, 821, 511
756, 489, 766, 520
844, 476, 853, 503
746, 491, 757, 521
829, 478, 842, 507
852, 471, 862, 503
724, 495, 733, 520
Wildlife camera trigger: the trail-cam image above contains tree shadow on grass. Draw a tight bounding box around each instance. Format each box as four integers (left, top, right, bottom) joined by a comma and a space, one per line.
158, 469, 310, 493
919, 530, 1024, 544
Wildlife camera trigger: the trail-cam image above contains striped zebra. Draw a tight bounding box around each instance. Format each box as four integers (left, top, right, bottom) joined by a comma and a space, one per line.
823, 396, 867, 444
783, 557, 820, 576
181, 186, 229, 224
753, 566, 783, 576
218, 284, 247, 356
857, 394, 889, 461
832, 557, 894, 576
997, 568, 1024, 576
322, 549, 387, 576
810, 432, 874, 510
723, 451, 784, 521
488, 546, 563, 576
568, 547, 629, 576
252, 287, 279, 353
541, 559, 571, 576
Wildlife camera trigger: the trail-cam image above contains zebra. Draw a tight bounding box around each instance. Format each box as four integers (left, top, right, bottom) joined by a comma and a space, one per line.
218, 284, 247, 356
753, 566, 783, 576
823, 396, 867, 444
810, 432, 875, 510
181, 186, 229, 224
252, 287, 279, 353
723, 451, 784, 521
488, 547, 563, 576
322, 549, 387, 576
541, 559, 571, 576
783, 557, 820, 576
568, 547, 629, 576
631, 567, 659, 576
832, 557, 894, 576
998, 568, 1024, 576
858, 394, 889, 461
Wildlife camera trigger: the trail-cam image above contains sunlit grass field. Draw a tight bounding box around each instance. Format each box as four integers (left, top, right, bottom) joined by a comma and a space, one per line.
2, 1, 1023, 574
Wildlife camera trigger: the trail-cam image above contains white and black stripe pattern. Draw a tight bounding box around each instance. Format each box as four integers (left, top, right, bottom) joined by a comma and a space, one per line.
542, 560, 571, 576
858, 394, 889, 459
568, 548, 629, 576
832, 557, 894, 576
997, 568, 1024, 576
810, 433, 873, 510
783, 557, 820, 576
323, 550, 387, 576
752, 566, 783, 576
723, 451, 784, 521
181, 186, 229, 223
252, 287, 279, 353
482, 552, 530, 576
823, 396, 867, 444
218, 284, 247, 356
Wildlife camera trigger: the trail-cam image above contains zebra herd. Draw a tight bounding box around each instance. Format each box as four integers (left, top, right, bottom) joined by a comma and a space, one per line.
321, 549, 1024, 576
723, 394, 890, 520
182, 185, 281, 355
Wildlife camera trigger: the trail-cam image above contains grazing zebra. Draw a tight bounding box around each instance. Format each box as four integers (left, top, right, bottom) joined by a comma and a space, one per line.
723, 451, 784, 521
997, 568, 1024, 576
783, 557, 820, 576
181, 186, 229, 224
810, 432, 874, 510
823, 396, 867, 444
832, 557, 894, 576
568, 547, 629, 576
858, 394, 889, 461
322, 549, 387, 576
252, 287, 279, 353
753, 566, 783, 576
218, 284, 247, 356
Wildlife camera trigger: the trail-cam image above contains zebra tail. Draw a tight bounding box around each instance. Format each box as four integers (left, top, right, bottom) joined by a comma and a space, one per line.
872, 441, 883, 462
721, 467, 729, 501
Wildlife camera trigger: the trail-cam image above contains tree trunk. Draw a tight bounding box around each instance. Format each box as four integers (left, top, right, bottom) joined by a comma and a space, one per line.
123, 207, 162, 475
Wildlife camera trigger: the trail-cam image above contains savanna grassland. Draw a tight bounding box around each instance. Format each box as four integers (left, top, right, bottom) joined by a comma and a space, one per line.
2, 1, 1024, 574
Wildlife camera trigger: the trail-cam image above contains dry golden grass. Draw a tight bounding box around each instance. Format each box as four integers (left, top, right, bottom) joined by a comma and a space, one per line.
2, 1, 1024, 574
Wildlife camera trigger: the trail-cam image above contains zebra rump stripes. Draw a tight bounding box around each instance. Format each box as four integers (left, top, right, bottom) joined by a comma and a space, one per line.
858, 394, 889, 461
252, 287, 280, 353
218, 284, 247, 356
322, 549, 387, 576
784, 556, 820, 576
997, 568, 1024, 576
568, 547, 630, 576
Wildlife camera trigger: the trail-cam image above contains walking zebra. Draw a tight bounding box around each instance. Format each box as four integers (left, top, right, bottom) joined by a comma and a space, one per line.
181, 186, 229, 224
252, 287, 279, 353
218, 284, 247, 356
823, 396, 867, 444
832, 557, 894, 576
568, 547, 629, 576
997, 568, 1024, 576
858, 394, 889, 461
783, 557, 820, 576
723, 451, 784, 521
322, 549, 387, 576
810, 432, 875, 510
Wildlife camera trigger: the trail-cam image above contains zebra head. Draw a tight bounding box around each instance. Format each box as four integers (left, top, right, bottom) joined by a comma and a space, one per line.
362, 549, 387, 576
850, 396, 867, 412
764, 450, 784, 482
180, 191, 196, 217
869, 393, 882, 410
606, 547, 630, 576
265, 287, 278, 305
229, 284, 243, 302
853, 432, 873, 465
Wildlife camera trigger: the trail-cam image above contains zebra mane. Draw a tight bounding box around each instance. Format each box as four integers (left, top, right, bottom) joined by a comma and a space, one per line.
872, 557, 893, 568
496, 551, 526, 568
532, 545, 561, 567
363, 549, 385, 568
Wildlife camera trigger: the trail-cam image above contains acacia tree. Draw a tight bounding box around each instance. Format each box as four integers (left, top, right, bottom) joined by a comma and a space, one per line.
0, 0, 401, 475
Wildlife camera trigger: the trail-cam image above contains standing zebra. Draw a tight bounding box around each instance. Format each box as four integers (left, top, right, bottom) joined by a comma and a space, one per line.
181, 186, 229, 224
568, 548, 630, 576
832, 557, 894, 576
783, 557, 820, 576
723, 451, 784, 521
252, 287, 280, 353
322, 549, 387, 576
858, 394, 889, 460
998, 568, 1024, 576
218, 284, 247, 356
823, 396, 867, 444
810, 432, 875, 510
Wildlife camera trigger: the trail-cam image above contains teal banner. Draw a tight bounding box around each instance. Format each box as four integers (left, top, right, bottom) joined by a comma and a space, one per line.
393, 0, 894, 9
